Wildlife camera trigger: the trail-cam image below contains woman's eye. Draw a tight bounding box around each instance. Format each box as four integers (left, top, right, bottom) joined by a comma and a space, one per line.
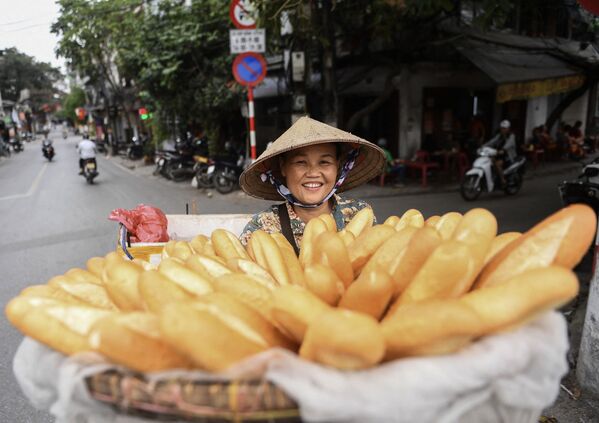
320, 161, 332, 165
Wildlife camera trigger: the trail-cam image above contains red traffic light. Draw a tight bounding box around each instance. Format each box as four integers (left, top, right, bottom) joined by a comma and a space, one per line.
138, 108, 148, 116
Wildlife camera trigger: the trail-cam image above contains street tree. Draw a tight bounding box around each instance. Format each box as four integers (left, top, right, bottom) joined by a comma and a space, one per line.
52, 0, 143, 133
0, 48, 62, 112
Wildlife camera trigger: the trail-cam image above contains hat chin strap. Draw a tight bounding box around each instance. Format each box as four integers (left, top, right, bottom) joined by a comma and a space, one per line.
260, 148, 360, 209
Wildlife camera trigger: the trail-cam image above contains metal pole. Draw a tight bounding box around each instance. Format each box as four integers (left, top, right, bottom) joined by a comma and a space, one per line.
577, 226, 599, 395
248, 86, 256, 160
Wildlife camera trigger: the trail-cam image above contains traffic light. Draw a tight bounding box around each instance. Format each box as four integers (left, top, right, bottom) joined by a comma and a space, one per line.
138, 107, 149, 120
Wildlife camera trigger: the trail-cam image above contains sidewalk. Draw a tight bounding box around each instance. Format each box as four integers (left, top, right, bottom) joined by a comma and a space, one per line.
105, 152, 587, 199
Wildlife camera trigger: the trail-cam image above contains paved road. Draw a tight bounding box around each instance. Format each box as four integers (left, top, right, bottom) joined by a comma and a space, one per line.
0, 130, 587, 421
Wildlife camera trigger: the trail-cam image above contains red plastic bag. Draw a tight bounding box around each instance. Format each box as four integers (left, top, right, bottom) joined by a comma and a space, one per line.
109, 204, 169, 242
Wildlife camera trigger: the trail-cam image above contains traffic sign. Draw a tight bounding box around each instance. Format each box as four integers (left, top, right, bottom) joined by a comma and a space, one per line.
232, 52, 267, 87
230, 29, 265, 54
229, 0, 256, 29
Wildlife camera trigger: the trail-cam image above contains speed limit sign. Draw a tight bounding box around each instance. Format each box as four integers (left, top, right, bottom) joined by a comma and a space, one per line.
229, 0, 256, 29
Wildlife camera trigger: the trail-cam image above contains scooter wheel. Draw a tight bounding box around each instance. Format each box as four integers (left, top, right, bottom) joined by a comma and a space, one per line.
460, 175, 482, 201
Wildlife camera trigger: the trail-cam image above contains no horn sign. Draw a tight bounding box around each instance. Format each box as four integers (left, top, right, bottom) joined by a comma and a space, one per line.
232, 52, 267, 87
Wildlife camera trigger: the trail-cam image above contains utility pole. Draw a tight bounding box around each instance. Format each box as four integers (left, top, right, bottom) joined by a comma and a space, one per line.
577, 230, 599, 395
320, 0, 337, 126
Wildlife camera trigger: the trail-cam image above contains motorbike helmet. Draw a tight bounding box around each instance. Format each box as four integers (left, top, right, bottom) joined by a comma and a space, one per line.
500, 120, 511, 129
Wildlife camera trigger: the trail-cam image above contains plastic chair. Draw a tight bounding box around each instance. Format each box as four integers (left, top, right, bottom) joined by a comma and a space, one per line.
406, 150, 440, 187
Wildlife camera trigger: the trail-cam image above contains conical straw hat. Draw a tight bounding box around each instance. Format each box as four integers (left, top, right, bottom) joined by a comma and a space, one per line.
240, 116, 386, 201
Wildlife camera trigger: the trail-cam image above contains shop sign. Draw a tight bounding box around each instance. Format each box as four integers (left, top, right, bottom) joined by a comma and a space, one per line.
496, 74, 586, 103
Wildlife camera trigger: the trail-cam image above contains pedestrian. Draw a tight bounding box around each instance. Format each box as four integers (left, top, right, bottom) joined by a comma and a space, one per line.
377, 137, 407, 186
238, 116, 385, 250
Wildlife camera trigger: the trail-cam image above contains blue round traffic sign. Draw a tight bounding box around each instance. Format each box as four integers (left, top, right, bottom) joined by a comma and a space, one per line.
232, 52, 267, 87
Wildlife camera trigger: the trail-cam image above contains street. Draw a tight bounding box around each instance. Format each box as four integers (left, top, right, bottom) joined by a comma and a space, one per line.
0, 130, 587, 421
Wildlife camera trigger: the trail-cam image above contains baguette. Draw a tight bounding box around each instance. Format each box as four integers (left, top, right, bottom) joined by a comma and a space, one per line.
138, 270, 193, 313
212, 273, 275, 322
271, 233, 305, 286
315, 231, 354, 287
304, 263, 344, 306
86, 257, 106, 278
299, 218, 329, 267
270, 285, 330, 344
89, 312, 192, 372
395, 209, 424, 231
483, 232, 522, 266
103, 260, 145, 311
158, 257, 213, 297
6, 297, 112, 356
338, 269, 393, 320
360, 226, 418, 277
300, 308, 385, 370
211, 229, 250, 260
226, 258, 278, 290
185, 254, 232, 283
394, 240, 478, 307
347, 225, 397, 274
65, 268, 102, 285
249, 230, 291, 285
475, 204, 596, 289
344, 207, 374, 238
434, 212, 463, 240
462, 266, 579, 334
388, 226, 442, 299
160, 293, 295, 371
382, 299, 480, 359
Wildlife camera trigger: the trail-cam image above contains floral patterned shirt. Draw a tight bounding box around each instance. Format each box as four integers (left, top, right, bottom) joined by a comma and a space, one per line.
239, 194, 375, 247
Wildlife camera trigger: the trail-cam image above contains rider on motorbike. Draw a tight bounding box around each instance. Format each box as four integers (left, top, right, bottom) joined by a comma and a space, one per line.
484, 120, 518, 186
77, 134, 97, 174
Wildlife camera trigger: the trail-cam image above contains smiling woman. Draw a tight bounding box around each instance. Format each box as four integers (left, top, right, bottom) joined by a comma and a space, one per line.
239, 117, 386, 252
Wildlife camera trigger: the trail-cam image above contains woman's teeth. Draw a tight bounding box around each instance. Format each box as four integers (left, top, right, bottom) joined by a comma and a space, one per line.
302, 182, 323, 189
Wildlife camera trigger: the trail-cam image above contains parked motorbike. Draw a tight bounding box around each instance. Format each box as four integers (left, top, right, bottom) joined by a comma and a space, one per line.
82, 159, 99, 184
8, 138, 24, 153
96, 138, 107, 154
211, 143, 249, 194
559, 157, 599, 215
127, 135, 146, 160
42, 139, 55, 161
460, 146, 527, 201
192, 156, 215, 189
154, 136, 209, 182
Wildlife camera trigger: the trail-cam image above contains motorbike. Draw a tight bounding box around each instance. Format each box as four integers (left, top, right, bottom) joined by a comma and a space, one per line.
127, 135, 146, 160
62, 128, 68, 139
461, 146, 527, 201
82, 158, 99, 184
211, 144, 249, 194
154, 136, 209, 182
8, 138, 24, 153
559, 157, 599, 215
192, 156, 216, 189
42, 139, 55, 161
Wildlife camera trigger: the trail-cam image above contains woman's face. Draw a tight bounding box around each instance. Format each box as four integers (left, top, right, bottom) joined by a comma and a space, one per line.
280, 143, 339, 205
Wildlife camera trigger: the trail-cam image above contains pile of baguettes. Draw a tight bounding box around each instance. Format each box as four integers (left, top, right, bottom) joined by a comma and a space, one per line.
5, 204, 596, 373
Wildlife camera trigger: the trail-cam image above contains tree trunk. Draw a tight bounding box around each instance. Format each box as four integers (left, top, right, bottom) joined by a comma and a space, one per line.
346, 71, 398, 132
321, 0, 338, 126
545, 76, 594, 131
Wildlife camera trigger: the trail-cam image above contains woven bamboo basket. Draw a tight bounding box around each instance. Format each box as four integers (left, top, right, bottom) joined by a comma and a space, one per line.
86, 370, 301, 422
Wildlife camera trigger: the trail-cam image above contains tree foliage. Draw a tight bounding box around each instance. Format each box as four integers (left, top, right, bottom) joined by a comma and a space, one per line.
0, 48, 61, 110
52, 0, 241, 142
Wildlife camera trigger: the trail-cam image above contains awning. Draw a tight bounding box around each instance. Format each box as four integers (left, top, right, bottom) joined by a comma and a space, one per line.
454, 38, 585, 103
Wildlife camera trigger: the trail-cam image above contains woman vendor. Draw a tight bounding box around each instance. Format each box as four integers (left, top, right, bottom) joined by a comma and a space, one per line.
239, 116, 386, 253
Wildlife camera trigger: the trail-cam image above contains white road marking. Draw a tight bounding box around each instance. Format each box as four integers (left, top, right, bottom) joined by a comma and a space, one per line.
0, 163, 48, 201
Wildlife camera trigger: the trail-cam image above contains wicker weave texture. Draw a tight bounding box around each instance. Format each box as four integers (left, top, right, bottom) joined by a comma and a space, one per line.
86, 370, 301, 422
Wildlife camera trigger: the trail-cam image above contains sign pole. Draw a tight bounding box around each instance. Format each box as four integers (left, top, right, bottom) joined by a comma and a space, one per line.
248, 86, 256, 160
